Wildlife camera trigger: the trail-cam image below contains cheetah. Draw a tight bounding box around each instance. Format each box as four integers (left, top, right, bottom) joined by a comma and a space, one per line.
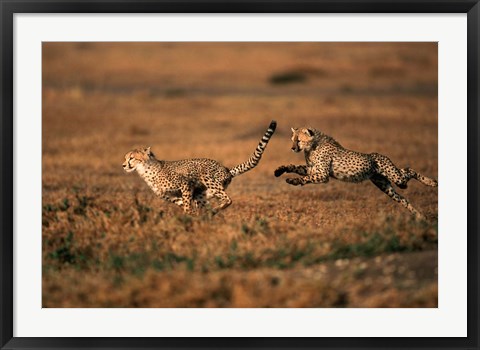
274, 127, 438, 218
123, 120, 277, 214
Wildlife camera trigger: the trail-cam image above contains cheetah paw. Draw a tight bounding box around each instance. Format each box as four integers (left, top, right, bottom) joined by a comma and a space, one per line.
286, 178, 303, 186
274, 166, 287, 177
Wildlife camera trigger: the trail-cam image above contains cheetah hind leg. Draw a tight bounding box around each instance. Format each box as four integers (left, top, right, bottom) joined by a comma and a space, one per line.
370, 175, 425, 219
179, 184, 196, 215
372, 154, 437, 189
163, 194, 198, 209
164, 189, 207, 215
209, 188, 232, 214
396, 168, 438, 189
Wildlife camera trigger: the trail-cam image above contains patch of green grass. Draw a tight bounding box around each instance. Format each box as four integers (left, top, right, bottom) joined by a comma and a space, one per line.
74, 194, 94, 216
107, 251, 197, 276
329, 232, 408, 260
45, 231, 97, 269
48, 231, 75, 264
60, 198, 70, 211
133, 197, 152, 224
240, 216, 270, 236
43, 214, 437, 277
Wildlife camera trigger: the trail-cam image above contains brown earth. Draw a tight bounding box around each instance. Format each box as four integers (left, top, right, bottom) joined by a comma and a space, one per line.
42, 42, 438, 307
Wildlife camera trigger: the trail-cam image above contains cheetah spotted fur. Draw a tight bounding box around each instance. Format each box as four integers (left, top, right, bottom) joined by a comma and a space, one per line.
274, 127, 438, 218
123, 121, 277, 214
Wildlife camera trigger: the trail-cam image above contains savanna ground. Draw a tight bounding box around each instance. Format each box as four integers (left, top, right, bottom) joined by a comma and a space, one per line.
42, 43, 438, 307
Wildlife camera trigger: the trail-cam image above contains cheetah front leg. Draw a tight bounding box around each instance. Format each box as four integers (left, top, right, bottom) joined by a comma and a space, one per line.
274, 164, 308, 177
179, 183, 195, 214
284, 164, 330, 186
162, 194, 184, 207
152, 188, 184, 207
370, 175, 425, 219
156, 190, 194, 214
169, 195, 209, 215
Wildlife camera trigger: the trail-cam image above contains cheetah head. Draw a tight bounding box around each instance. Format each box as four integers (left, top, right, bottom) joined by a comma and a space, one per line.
291, 127, 315, 152
122, 147, 154, 173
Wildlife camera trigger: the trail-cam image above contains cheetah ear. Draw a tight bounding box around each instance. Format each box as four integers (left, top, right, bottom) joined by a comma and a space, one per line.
304, 128, 315, 137
146, 147, 156, 158
291, 127, 297, 133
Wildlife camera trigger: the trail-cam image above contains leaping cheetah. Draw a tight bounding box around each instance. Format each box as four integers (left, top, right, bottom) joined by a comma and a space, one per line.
123, 120, 277, 215
274, 126, 437, 218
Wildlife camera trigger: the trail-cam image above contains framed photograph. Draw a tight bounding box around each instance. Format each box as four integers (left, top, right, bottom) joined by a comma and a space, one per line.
1, 1, 478, 349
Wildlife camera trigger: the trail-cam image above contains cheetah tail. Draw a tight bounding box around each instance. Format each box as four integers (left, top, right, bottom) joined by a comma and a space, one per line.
229, 120, 277, 177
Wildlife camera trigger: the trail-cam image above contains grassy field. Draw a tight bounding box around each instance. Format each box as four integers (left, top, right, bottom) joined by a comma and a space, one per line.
42, 43, 438, 307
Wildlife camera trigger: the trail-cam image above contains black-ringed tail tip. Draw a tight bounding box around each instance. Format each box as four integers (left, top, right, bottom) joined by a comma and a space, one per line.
268, 120, 277, 131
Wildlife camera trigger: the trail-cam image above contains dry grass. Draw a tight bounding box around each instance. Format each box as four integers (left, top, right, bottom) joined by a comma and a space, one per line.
42, 42, 438, 307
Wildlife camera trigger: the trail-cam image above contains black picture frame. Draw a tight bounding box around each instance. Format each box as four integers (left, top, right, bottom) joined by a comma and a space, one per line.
1, 1, 479, 349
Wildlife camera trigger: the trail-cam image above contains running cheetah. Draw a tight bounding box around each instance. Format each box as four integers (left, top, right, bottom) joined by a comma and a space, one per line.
274, 127, 437, 218
123, 120, 277, 214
